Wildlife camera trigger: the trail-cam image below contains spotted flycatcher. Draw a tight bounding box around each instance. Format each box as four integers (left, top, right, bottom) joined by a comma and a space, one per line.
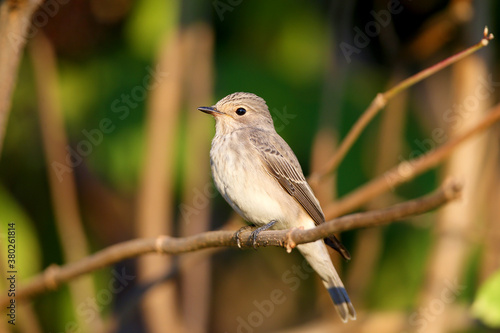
198, 92, 356, 322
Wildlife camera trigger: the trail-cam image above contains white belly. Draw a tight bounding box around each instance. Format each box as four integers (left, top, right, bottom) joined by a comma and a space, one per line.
210, 135, 300, 228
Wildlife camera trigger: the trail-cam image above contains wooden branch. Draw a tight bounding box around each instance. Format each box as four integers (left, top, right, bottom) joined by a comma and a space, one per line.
29, 32, 104, 332
309, 27, 494, 185
179, 23, 215, 333
135, 22, 185, 333
0, 179, 462, 308
0, 0, 43, 156
324, 102, 500, 219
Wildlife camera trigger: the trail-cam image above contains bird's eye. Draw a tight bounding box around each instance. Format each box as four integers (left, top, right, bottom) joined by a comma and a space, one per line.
235, 107, 246, 116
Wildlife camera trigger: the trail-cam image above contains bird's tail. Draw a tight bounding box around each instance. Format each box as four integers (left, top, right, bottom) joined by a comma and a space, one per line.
297, 240, 356, 322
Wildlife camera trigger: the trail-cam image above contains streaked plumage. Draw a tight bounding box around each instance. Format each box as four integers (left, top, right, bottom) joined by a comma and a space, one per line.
199, 92, 356, 322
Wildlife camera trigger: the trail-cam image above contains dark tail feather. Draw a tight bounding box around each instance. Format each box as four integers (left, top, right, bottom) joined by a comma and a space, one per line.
327, 286, 356, 322
325, 235, 351, 261
297, 240, 356, 322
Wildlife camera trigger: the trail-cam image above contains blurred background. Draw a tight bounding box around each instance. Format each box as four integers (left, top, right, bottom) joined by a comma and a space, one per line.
0, 0, 499, 332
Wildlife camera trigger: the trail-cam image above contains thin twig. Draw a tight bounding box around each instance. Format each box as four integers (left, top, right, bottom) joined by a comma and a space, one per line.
309, 27, 494, 184
0, 180, 462, 308
416, 55, 491, 333
323, 102, 500, 219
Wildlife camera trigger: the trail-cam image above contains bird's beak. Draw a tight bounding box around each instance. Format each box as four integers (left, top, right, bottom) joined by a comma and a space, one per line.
198, 106, 223, 115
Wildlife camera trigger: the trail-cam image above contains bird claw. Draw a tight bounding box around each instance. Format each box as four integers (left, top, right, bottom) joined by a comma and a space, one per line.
233, 225, 253, 249
249, 220, 277, 249
249, 229, 260, 249
233, 220, 277, 249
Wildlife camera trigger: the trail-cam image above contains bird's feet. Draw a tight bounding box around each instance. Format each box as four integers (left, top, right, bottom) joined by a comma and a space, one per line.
233, 220, 278, 249
249, 220, 277, 249
234, 225, 254, 249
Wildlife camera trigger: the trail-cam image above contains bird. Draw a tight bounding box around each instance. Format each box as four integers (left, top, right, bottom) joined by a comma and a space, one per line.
198, 92, 356, 322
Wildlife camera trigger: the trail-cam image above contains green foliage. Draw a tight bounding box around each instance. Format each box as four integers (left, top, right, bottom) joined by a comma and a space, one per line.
472, 269, 500, 327
0, 185, 41, 280
366, 222, 431, 309
125, 0, 179, 59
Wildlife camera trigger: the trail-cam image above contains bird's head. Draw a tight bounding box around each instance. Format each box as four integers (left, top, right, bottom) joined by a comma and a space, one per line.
198, 92, 275, 134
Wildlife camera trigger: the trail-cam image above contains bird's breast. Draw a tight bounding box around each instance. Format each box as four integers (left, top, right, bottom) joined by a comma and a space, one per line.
210, 133, 300, 227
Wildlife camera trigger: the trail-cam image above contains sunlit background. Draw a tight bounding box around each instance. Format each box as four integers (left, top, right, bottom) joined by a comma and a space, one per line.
1, 0, 499, 332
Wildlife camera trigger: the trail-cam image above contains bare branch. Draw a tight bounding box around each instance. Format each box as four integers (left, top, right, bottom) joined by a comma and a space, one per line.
309, 28, 494, 184
0, 179, 462, 308
324, 102, 500, 219
0, 0, 43, 156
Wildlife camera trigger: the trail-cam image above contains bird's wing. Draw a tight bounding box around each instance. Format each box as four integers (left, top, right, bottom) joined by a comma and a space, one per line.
249, 131, 352, 260
249, 131, 325, 226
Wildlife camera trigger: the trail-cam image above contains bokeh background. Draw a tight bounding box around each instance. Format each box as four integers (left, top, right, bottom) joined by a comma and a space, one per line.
1, 0, 500, 332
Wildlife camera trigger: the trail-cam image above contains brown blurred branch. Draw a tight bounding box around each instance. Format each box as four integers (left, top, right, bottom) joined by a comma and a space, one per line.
179, 22, 214, 333
324, 101, 500, 219
0, 0, 43, 156
309, 27, 494, 185
0, 180, 462, 308
29, 32, 103, 332
346, 70, 409, 305
403, 0, 473, 61
417, 54, 492, 333
135, 27, 185, 333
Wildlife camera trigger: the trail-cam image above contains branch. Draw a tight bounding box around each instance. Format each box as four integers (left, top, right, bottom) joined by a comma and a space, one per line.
29, 32, 103, 332
323, 102, 500, 219
309, 27, 494, 184
0, 0, 43, 156
1, 179, 462, 307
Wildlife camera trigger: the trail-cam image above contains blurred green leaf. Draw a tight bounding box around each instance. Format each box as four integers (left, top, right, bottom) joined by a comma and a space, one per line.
92, 125, 144, 193
366, 223, 431, 309
125, 0, 179, 59
269, 13, 327, 84
472, 269, 500, 327
0, 184, 41, 281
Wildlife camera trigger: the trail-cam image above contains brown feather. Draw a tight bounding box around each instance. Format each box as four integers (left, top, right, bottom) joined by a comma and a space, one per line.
249, 131, 325, 226
249, 130, 351, 261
